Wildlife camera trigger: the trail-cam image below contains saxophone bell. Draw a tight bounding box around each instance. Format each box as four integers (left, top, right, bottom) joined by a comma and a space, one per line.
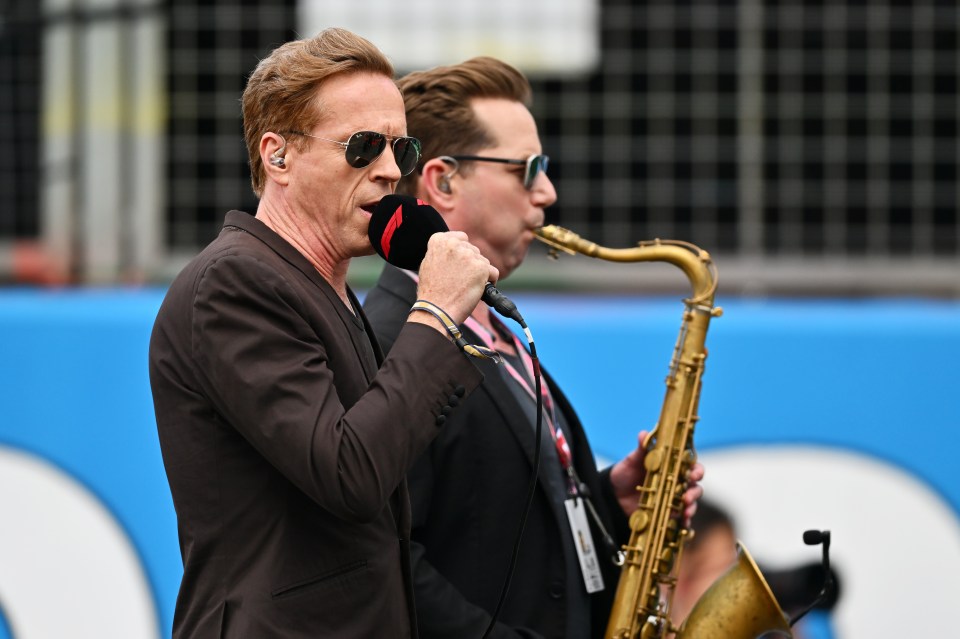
676, 543, 791, 638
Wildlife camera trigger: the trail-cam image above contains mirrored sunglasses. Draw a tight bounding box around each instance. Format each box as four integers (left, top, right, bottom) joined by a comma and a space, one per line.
449, 153, 549, 190
289, 130, 422, 176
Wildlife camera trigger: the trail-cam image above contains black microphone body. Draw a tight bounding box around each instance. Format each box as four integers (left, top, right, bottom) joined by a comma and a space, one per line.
803, 530, 829, 546
368, 194, 448, 270
369, 194, 525, 324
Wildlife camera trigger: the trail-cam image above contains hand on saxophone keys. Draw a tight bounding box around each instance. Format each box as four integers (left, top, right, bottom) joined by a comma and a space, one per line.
608, 429, 705, 524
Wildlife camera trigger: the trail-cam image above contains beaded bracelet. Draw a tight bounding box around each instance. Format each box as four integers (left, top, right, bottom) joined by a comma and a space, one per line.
409, 300, 500, 362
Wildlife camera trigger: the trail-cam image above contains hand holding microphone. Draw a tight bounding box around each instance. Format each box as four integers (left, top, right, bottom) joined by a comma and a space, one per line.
418, 232, 497, 325
368, 194, 523, 325
368, 194, 496, 326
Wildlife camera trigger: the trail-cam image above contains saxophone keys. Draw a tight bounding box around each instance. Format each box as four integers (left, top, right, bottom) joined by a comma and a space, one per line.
629, 509, 650, 532
644, 447, 665, 472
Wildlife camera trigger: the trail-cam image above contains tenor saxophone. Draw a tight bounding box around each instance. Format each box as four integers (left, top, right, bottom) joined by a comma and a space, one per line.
534, 225, 792, 639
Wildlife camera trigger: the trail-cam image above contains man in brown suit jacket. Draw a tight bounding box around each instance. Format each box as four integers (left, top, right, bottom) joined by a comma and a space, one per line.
148, 28, 497, 638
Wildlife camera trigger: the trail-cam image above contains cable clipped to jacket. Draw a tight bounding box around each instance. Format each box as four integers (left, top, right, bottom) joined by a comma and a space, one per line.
482, 323, 540, 639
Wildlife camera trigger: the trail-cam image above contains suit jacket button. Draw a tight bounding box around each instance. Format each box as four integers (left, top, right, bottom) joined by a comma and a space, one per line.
435, 415, 447, 426
448, 395, 460, 407
441, 405, 453, 416
548, 581, 564, 599
454, 385, 466, 397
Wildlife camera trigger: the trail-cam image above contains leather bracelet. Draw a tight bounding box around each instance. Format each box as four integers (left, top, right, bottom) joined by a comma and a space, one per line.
409, 300, 500, 362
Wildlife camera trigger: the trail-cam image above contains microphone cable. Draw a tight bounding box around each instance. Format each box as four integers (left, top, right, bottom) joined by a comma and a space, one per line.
366, 195, 545, 636
480, 315, 543, 639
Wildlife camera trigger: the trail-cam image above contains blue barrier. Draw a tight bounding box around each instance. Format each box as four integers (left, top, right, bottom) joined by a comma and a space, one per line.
0, 288, 956, 637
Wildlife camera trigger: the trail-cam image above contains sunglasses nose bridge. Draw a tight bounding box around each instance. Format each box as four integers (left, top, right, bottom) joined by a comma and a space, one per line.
341, 131, 418, 176
377, 140, 405, 178
361, 137, 408, 179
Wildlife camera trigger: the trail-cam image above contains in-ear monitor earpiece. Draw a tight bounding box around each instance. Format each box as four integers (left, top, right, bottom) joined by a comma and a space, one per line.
436, 155, 459, 193
270, 135, 287, 168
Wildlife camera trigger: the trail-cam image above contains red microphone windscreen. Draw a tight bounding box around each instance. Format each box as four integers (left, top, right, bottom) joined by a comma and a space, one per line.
368, 194, 449, 270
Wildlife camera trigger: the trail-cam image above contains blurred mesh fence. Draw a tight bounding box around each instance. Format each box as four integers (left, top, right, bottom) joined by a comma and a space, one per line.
165, 0, 297, 251
0, 1, 41, 240
535, 1, 960, 258
2, 0, 958, 295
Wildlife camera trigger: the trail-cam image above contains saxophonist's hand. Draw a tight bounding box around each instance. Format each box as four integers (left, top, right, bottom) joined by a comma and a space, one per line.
609, 430, 705, 524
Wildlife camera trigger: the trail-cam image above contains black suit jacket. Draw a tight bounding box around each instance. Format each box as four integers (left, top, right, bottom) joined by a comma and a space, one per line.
363, 265, 630, 639
149, 211, 483, 638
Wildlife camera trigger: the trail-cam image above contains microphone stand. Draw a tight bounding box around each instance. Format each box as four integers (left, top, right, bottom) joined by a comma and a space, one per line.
789, 530, 835, 627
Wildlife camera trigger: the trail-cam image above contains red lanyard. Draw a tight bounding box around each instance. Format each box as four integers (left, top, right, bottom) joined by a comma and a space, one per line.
464, 313, 573, 471
400, 270, 573, 470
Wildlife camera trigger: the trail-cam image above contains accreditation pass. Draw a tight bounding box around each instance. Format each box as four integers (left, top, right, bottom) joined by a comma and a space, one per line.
564, 497, 605, 593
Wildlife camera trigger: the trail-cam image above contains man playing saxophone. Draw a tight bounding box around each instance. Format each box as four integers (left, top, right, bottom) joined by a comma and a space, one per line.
363, 56, 704, 639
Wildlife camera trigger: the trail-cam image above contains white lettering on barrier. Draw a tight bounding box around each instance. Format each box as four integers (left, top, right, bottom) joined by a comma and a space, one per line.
0, 447, 159, 638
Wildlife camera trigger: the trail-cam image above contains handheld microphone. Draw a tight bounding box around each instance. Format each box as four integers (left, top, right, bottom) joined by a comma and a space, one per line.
368, 194, 525, 324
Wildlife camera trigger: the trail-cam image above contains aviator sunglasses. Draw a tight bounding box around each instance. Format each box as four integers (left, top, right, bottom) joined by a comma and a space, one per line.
287, 130, 422, 176
448, 154, 549, 190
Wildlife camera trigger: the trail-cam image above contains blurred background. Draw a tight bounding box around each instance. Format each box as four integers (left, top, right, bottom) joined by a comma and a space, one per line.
0, 1, 957, 637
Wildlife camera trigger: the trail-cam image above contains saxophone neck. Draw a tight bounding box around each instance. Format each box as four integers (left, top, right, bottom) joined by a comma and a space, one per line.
534, 225, 721, 308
